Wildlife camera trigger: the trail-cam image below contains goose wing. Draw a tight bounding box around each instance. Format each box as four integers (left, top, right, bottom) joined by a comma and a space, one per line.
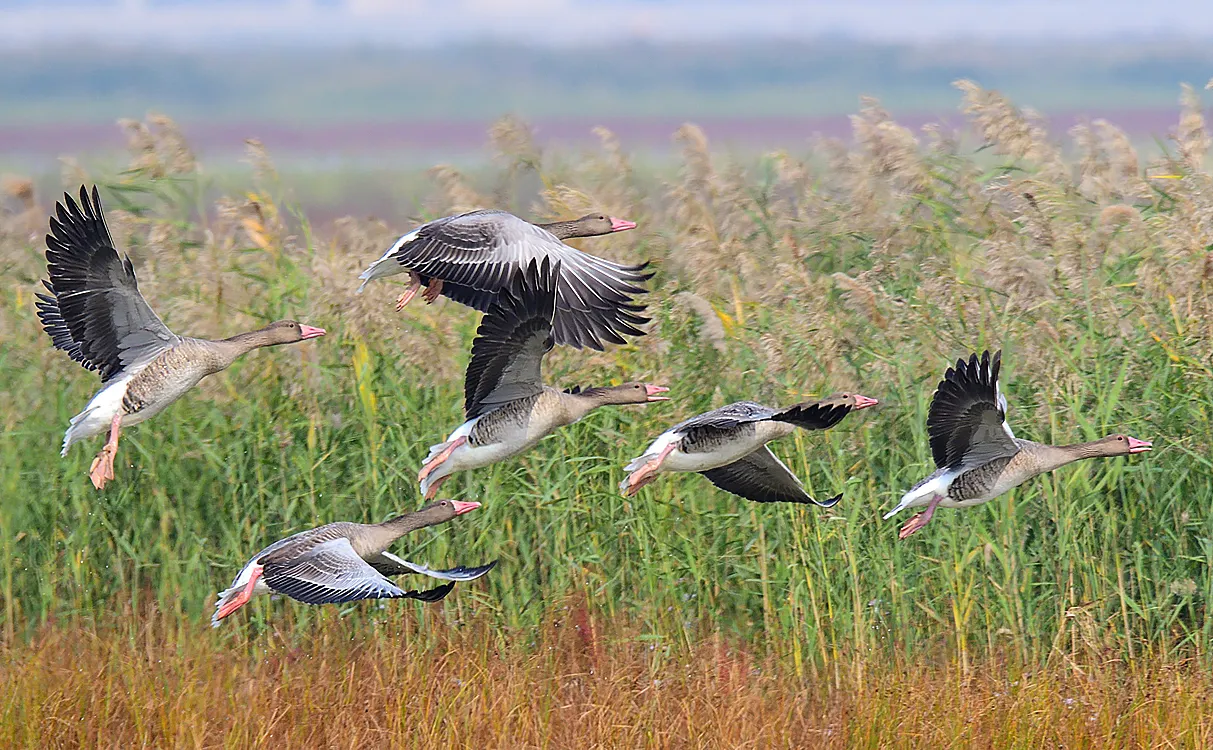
927, 350, 1019, 470
36, 185, 177, 382
384, 210, 650, 350
369, 552, 498, 582
463, 257, 557, 419
768, 401, 854, 431
261, 538, 454, 605
670, 401, 779, 441
700, 446, 841, 506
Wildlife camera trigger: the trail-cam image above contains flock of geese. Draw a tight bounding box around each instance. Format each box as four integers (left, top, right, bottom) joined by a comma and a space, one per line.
32, 185, 1153, 627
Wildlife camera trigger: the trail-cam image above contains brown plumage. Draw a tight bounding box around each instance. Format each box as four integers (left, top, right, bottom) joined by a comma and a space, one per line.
357, 209, 651, 350
35, 186, 326, 489
887, 350, 1152, 539
619, 393, 879, 505
417, 257, 669, 499
213, 499, 495, 626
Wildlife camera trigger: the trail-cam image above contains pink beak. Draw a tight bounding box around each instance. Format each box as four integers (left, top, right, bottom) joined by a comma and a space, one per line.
1126, 436, 1152, 454
851, 394, 879, 410
609, 217, 637, 233
452, 500, 481, 515
644, 384, 670, 402
299, 324, 326, 340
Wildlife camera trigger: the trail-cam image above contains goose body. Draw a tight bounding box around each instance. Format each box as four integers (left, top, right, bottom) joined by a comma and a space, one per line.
417, 258, 668, 499
357, 209, 651, 350
886, 350, 1152, 539
620, 395, 878, 506
36, 186, 325, 488
212, 499, 495, 625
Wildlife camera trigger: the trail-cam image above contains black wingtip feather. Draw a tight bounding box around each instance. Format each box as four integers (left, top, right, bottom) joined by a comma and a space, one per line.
927, 349, 1006, 468
770, 402, 852, 431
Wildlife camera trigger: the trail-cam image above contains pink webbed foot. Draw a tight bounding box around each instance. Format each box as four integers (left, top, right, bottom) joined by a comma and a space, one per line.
897, 494, 943, 540
421, 278, 444, 304
88, 448, 116, 490
422, 434, 468, 487
213, 565, 263, 624
620, 443, 677, 497
621, 461, 662, 497
88, 414, 122, 490
423, 475, 451, 500
395, 271, 423, 312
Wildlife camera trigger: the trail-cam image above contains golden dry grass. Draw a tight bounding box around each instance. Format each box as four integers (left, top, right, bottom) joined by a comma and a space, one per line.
4, 607, 1213, 749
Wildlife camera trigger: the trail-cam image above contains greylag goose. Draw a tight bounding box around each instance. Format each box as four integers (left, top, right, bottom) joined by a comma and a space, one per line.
417, 257, 669, 499
356, 209, 651, 350
35, 186, 326, 490
212, 499, 495, 626
619, 393, 879, 505
884, 350, 1152, 539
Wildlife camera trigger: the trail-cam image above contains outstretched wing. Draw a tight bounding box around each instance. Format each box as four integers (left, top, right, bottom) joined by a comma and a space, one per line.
385, 210, 650, 350
768, 401, 854, 431
463, 257, 557, 419
36, 185, 176, 382
700, 446, 841, 506
369, 552, 498, 582
671, 401, 777, 438
261, 538, 453, 606
927, 350, 1019, 469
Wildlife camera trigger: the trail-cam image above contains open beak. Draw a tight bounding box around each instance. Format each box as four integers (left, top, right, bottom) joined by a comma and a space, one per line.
609, 217, 637, 233
852, 394, 879, 410
1126, 436, 1152, 454
644, 384, 670, 402
299, 324, 327, 340
451, 500, 482, 515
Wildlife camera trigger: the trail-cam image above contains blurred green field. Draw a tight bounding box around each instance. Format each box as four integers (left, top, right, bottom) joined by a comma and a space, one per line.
3, 40, 1211, 125
1, 80, 1211, 683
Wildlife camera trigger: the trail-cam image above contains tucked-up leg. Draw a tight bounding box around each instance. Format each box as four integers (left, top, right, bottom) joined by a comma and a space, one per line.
423, 475, 451, 500
620, 443, 677, 497
214, 565, 264, 622
395, 271, 424, 311
88, 413, 123, 490
898, 494, 943, 540
417, 436, 467, 484
421, 278, 444, 304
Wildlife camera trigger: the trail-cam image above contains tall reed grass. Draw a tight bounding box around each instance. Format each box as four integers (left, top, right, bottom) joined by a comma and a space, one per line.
1, 81, 1211, 684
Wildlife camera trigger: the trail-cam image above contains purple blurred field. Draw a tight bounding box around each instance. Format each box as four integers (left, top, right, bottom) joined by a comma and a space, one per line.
0, 109, 1186, 161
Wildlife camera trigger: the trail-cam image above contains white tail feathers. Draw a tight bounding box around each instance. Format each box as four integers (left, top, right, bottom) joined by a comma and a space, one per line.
885, 470, 955, 519
356, 228, 421, 293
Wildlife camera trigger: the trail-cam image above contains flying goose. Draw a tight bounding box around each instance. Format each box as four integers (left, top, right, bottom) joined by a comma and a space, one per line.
417, 257, 669, 499
213, 499, 495, 625
35, 186, 326, 489
884, 350, 1152, 539
619, 393, 878, 505
357, 209, 651, 350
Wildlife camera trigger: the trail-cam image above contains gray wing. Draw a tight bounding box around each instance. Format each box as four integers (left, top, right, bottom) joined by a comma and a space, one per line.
700, 446, 841, 507
369, 551, 498, 582
36, 186, 177, 382
927, 350, 1019, 470
261, 538, 453, 605
672, 401, 778, 439
463, 258, 556, 419
388, 210, 650, 350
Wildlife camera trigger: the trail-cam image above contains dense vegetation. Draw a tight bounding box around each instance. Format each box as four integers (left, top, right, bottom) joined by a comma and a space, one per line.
2, 81, 1213, 744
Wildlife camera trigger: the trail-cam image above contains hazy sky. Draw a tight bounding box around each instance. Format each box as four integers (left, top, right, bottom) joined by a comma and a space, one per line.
2, 0, 1212, 47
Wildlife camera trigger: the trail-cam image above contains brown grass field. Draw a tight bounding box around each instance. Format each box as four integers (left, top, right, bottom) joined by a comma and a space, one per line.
5, 606, 1213, 748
